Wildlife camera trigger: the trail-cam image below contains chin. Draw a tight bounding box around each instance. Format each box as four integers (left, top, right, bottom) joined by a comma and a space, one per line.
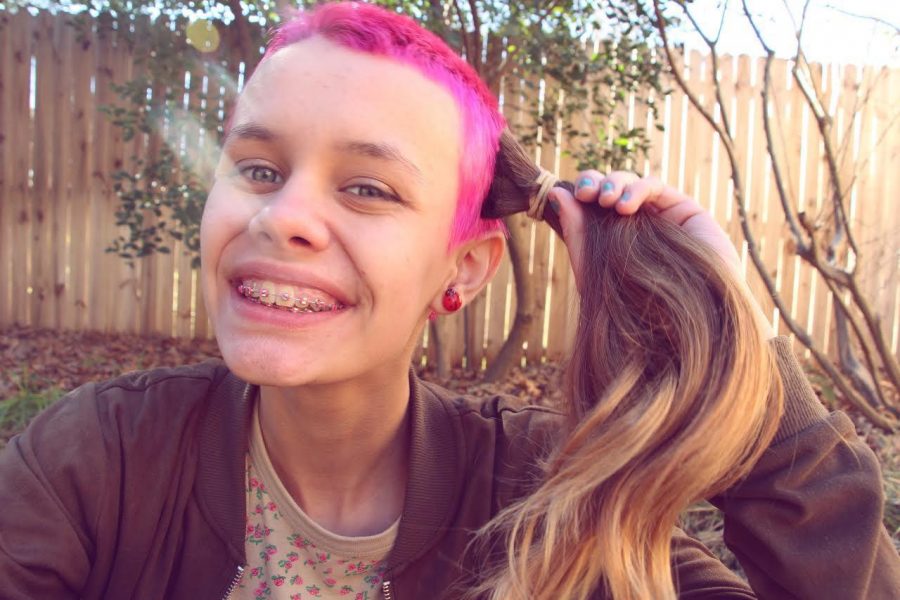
215, 332, 330, 387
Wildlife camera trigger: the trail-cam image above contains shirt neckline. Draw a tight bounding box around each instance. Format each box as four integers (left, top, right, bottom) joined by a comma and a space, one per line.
248, 395, 400, 559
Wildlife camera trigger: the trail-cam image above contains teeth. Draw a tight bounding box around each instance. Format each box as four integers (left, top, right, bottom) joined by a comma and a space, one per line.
237, 279, 343, 313
275, 284, 294, 308
258, 280, 276, 306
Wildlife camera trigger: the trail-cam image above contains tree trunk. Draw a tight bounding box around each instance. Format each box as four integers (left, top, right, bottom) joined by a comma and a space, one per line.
484, 214, 534, 382
430, 316, 454, 380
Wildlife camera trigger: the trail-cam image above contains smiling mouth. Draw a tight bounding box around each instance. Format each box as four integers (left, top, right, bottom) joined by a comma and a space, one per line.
236, 279, 346, 313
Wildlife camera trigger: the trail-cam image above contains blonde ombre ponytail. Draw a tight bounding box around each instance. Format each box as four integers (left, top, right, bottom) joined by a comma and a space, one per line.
472, 130, 784, 599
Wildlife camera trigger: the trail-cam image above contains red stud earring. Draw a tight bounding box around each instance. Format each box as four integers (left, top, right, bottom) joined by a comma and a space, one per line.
442, 287, 462, 312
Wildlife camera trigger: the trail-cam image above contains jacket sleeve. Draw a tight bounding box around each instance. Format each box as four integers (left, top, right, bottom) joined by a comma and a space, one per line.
0, 383, 105, 599
711, 336, 900, 599
669, 527, 756, 598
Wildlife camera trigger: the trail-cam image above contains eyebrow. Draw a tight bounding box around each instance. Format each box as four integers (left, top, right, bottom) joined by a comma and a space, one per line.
223, 123, 424, 182
223, 123, 280, 145
336, 140, 423, 181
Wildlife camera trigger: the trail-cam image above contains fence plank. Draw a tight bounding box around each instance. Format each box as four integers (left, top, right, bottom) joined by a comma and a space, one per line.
192, 62, 221, 340
484, 249, 512, 364
882, 67, 900, 354
9, 12, 32, 328
785, 61, 812, 348
753, 58, 791, 332
683, 51, 710, 207
109, 17, 139, 334
54, 20, 76, 330
87, 14, 113, 331
546, 109, 580, 360
30, 13, 56, 327
178, 68, 204, 339
0, 12, 22, 325
526, 80, 557, 364
743, 56, 773, 321
664, 60, 686, 190
70, 17, 96, 330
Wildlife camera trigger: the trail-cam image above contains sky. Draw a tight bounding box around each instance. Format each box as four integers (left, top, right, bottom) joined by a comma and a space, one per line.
4, 0, 897, 67
670, 0, 899, 66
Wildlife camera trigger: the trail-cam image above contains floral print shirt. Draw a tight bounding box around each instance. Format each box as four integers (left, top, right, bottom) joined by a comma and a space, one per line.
228, 400, 398, 600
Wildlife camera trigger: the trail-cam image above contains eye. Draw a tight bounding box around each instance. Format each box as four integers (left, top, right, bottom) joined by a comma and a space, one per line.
239, 165, 283, 185
343, 183, 400, 202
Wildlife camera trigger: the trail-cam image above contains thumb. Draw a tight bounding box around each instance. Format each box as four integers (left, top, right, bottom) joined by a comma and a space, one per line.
549, 185, 585, 292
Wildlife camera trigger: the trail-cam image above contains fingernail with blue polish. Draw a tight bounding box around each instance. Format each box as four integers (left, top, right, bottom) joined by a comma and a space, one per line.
601, 181, 615, 194
577, 177, 594, 190
619, 190, 632, 203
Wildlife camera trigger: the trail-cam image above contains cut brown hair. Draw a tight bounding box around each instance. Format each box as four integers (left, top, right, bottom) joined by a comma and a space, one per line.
471, 129, 784, 599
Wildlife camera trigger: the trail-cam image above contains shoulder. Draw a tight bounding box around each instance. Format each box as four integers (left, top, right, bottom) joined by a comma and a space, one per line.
419, 378, 563, 426
418, 377, 565, 465
10, 360, 234, 457
92, 358, 231, 399
2, 360, 241, 509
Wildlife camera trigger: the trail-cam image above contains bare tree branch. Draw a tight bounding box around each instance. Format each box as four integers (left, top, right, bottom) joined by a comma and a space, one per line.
654, 0, 898, 429
794, 63, 860, 257
679, 0, 725, 47
713, 0, 730, 44
796, 0, 813, 55
759, 54, 807, 250
426, 0, 456, 52
450, 0, 473, 64
745, 0, 900, 405
838, 109, 900, 205
797, 213, 893, 413
682, 3, 734, 137
467, 0, 482, 74
825, 5, 900, 36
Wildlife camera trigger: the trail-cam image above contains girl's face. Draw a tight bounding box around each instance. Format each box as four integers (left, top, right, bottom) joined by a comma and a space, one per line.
201, 37, 464, 387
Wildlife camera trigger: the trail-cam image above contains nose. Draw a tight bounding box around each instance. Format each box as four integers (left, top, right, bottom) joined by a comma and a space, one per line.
248, 176, 330, 252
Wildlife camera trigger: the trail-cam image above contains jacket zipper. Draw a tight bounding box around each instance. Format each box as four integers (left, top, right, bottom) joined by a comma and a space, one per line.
382, 579, 394, 600
221, 565, 245, 600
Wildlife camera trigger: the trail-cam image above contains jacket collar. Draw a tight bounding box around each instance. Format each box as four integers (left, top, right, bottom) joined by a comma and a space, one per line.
386, 369, 464, 574
196, 365, 254, 564
195, 365, 464, 571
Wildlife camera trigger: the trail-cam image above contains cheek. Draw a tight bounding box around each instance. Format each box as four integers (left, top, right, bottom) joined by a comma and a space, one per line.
391, 236, 453, 297
200, 186, 256, 253
199, 188, 248, 293
351, 228, 449, 307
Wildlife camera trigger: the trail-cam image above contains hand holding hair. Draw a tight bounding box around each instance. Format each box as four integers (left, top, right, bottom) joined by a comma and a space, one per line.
482, 128, 774, 340
477, 129, 784, 599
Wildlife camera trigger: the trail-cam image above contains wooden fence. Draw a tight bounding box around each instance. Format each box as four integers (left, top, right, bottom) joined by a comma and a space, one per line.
1, 10, 898, 368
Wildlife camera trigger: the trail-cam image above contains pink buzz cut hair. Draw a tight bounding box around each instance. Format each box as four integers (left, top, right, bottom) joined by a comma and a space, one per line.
258, 1, 506, 247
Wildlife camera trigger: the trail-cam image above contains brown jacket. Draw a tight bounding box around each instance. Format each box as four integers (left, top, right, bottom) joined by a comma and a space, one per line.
0, 337, 897, 599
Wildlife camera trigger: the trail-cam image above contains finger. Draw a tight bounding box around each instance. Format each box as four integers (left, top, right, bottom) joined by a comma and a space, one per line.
654, 196, 706, 225
616, 178, 704, 223
548, 186, 585, 291
573, 169, 605, 202
597, 171, 640, 207
612, 176, 664, 215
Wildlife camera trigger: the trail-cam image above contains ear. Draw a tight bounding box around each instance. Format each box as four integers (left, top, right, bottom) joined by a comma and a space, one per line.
431, 231, 506, 315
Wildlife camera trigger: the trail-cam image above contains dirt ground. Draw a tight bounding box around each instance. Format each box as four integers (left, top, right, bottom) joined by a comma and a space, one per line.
2, 324, 897, 565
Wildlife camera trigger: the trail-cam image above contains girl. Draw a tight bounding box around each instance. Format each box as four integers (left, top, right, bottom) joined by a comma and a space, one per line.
0, 3, 896, 599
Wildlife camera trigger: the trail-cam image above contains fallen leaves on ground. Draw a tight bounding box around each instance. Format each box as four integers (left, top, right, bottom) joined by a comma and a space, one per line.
0, 325, 222, 401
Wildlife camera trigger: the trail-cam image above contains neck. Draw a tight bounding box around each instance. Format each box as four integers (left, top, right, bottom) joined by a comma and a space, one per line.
258, 364, 411, 537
